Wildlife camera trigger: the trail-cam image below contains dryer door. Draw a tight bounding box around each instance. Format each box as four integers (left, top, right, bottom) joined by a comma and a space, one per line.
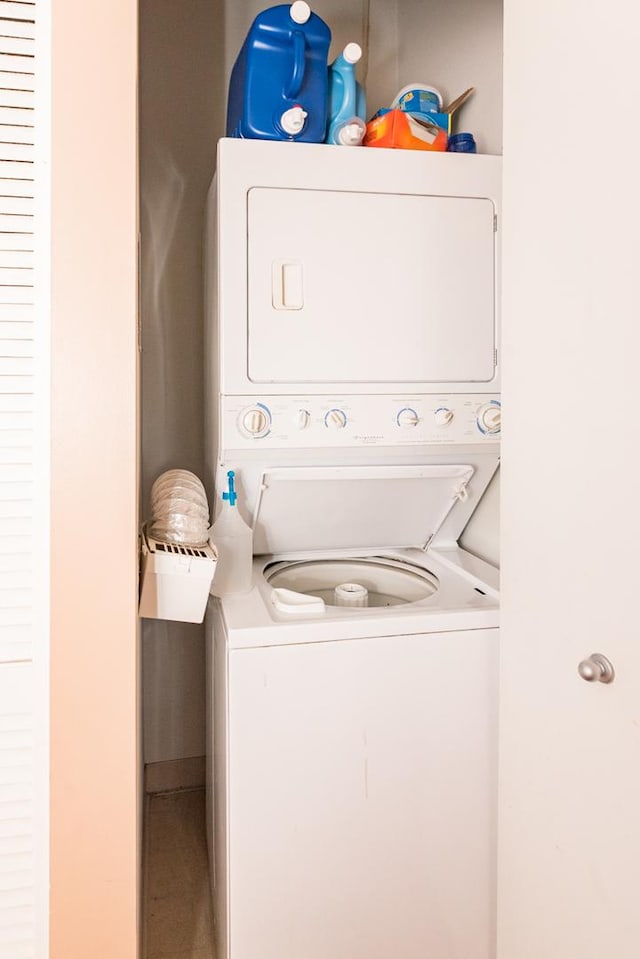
247, 187, 497, 386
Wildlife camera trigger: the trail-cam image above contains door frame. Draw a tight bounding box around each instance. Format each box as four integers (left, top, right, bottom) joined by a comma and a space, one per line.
50, 2, 140, 956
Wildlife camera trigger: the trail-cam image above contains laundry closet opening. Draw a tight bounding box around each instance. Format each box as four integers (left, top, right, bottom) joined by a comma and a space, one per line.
139, 2, 503, 957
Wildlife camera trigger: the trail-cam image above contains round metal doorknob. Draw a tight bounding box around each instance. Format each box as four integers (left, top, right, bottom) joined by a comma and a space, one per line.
578, 653, 615, 684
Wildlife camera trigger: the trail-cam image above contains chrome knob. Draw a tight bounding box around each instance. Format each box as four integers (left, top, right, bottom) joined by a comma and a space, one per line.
578, 653, 615, 684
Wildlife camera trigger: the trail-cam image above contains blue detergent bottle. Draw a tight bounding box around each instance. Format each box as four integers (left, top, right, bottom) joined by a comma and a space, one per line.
326, 42, 367, 146
226, 2, 331, 143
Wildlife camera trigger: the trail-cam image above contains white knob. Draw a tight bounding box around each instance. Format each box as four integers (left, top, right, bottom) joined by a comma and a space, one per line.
397, 408, 419, 428
434, 407, 454, 427
343, 42, 362, 64
281, 105, 308, 135
338, 118, 366, 146
241, 407, 269, 437
325, 409, 347, 430
295, 409, 311, 430
478, 403, 501, 434
290, 1, 311, 24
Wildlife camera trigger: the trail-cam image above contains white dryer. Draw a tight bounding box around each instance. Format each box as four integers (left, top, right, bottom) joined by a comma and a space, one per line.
205, 140, 501, 959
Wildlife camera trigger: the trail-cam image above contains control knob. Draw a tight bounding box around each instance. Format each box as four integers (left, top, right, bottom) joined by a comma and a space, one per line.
240, 404, 271, 438
477, 402, 501, 435
396, 408, 419, 429
295, 409, 311, 430
434, 407, 454, 427
324, 408, 347, 430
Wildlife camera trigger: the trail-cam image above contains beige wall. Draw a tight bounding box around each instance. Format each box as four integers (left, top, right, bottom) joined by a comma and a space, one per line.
139, 0, 224, 765
140, 0, 503, 766
50, 1, 139, 956
394, 0, 503, 155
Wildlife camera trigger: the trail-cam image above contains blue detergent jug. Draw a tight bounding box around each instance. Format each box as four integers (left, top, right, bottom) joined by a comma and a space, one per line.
226, 2, 331, 143
326, 43, 366, 146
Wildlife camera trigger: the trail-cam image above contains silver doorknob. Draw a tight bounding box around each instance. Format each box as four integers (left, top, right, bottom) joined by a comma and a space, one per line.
578, 653, 615, 684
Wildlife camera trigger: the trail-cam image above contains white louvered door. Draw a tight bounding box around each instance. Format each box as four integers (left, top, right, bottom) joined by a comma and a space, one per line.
0, 2, 49, 958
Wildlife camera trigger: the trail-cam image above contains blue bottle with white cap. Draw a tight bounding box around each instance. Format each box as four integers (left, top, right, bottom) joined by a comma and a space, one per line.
326, 42, 367, 146
226, 2, 331, 143
209, 471, 253, 597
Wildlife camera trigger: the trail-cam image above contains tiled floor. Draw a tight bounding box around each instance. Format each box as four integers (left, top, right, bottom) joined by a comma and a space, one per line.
143, 789, 216, 959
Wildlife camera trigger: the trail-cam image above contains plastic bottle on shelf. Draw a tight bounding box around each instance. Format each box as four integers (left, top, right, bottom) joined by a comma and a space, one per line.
447, 131, 477, 153
209, 471, 253, 597
226, 2, 332, 143
326, 42, 366, 146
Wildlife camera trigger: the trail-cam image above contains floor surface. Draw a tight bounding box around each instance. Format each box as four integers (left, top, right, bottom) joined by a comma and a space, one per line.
143, 789, 216, 959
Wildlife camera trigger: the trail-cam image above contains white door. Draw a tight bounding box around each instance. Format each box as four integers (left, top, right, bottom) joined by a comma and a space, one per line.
499, 0, 640, 955
247, 187, 497, 384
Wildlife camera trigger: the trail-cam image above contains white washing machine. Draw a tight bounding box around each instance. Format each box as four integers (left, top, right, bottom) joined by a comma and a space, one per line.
205, 140, 501, 959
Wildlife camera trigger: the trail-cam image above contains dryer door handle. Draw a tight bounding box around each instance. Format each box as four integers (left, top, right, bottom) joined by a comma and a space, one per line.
272, 260, 304, 310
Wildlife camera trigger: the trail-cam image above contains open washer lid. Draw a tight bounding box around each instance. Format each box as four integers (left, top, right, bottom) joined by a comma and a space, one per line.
252, 464, 475, 555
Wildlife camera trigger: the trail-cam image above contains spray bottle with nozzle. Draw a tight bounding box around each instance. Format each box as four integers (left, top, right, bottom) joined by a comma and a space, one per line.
326, 42, 367, 146
209, 470, 253, 597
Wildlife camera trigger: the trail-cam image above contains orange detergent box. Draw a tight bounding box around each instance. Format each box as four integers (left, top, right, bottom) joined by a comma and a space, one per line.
364, 108, 450, 151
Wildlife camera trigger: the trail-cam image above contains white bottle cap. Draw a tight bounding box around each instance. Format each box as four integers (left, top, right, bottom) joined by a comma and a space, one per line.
343, 42, 362, 64
290, 1, 311, 24
281, 105, 308, 135
338, 117, 366, 146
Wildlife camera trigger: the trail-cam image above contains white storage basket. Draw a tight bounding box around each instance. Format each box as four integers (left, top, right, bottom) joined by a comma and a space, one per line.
139, 527, 218, 624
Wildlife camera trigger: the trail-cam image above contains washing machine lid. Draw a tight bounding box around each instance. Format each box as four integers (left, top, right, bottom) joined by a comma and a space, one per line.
252, 464, 475, 554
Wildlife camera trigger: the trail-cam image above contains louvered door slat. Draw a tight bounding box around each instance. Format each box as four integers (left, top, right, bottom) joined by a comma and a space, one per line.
0, 167, 31, 186
0, 53, 30, 75
0, 208, 30, 226
0, 409, 32, 426
0, 289, 32, 306
0, 35, 32, 57
0, 335, 28, 351
0, 108, 32, 128
0, 126, 32, 145
0, 267, 31, 286
0, 91, 32, 110
0, 140, 31, 161
0, 73, 32, 94
0, 570, 32, 590
0, 481, 31, 500
0, 238, 33, 255
0, 250, 33, 267
0, 4, 34, 20
0, 393, 31, 411
0, 185, 33, 203
0, 443, 32, 462
0, 379, 31, 396
0, 20, 33, 40
0, 324, 31, 342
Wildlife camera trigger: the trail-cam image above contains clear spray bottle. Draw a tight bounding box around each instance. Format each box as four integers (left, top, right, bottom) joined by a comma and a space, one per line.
209, 470, 253, 597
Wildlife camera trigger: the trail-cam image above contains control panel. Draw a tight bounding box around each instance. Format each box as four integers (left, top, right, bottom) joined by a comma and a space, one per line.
222, 394, 501, 449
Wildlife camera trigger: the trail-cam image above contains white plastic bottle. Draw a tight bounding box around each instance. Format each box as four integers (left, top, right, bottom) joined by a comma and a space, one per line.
209, 470, 253, 597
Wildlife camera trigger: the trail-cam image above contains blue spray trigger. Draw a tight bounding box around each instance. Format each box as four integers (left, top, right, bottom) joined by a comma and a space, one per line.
222, 470, 238, 507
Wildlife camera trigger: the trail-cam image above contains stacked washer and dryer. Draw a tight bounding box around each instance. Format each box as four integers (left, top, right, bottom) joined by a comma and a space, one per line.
205, 138, 501, 959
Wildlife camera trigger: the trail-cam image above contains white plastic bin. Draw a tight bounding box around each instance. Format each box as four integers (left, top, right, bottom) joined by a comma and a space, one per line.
139, 527, 218, 624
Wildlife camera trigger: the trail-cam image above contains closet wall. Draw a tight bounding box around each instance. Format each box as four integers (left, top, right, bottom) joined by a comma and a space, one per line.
140, 0, 503, 766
